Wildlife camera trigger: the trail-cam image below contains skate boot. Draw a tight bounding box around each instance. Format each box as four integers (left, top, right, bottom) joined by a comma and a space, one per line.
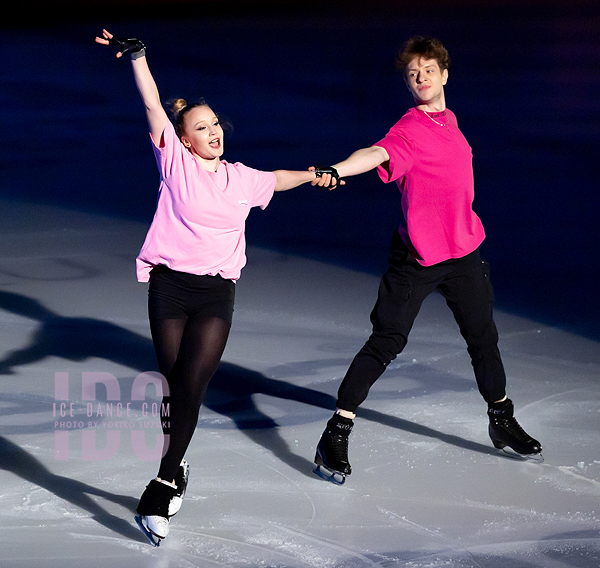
314, 413, 353, 484
135, 478, 177, 546
168, 459, 190, 517
488, 399, 542, 459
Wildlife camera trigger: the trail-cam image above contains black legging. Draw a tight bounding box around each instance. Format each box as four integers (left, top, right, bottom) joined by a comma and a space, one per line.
150, 316, 231, 482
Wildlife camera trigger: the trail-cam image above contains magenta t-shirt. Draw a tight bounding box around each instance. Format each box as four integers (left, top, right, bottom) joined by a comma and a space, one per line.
136, 122, 276, 282
374, 107, 485, 266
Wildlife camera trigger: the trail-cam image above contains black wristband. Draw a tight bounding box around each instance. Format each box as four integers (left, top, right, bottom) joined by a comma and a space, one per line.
109, 36, 146, 59
314, 166, 341, 188
130, 47, 146, 60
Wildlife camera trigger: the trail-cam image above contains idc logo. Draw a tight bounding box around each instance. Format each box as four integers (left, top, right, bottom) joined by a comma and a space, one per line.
53, 372, 170, 462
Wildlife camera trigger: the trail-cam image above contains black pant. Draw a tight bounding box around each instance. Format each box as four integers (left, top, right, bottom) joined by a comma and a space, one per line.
337, 231, 506, 412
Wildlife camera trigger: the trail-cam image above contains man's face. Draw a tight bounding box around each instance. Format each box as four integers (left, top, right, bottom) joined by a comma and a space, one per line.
405, 57, 448, 108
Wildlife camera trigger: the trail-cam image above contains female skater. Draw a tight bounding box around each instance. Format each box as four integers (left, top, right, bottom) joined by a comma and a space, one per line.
95, 29, 321, 543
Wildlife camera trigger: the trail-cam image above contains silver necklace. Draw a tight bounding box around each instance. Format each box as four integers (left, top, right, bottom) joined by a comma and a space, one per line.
424, 111, 449, 130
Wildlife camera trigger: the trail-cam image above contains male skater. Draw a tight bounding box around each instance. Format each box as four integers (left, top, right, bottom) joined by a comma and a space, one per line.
312, 36, 542, 484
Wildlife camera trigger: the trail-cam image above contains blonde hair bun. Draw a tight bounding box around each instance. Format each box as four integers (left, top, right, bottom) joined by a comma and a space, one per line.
170, 98, 188, 117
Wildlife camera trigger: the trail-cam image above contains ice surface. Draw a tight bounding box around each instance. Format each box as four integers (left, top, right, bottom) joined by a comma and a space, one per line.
1, 5, 599, 564
1, 200, 599, 568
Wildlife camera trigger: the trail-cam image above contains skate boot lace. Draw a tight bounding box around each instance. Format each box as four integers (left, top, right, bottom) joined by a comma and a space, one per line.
495, 416, 531, 443
329, 433, 350, 463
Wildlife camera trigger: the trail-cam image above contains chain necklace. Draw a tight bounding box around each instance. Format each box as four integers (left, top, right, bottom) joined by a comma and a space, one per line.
424, 111, 449, 131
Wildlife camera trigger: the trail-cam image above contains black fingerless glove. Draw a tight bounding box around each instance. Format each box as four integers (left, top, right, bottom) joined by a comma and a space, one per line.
314, 166, 342, 188
109, 36, 146, 59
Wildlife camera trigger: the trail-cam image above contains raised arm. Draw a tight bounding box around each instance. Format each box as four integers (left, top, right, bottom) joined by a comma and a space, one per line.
95, 29, 169, 144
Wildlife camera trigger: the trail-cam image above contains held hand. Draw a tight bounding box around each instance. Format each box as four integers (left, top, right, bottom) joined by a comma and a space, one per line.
95, 29, 145, 59
309, 166, 345, 190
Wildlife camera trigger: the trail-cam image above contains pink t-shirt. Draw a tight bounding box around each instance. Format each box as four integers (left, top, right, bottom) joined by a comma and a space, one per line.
374, 107, 485, 266
136, 122, 276, 282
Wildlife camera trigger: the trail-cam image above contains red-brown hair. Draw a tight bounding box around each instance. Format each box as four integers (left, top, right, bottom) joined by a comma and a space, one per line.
396, 36, 450, 75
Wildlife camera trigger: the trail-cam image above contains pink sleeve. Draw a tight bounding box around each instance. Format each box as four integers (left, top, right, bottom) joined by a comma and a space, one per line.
373, 132, 414, 184
234, 163, 277, 210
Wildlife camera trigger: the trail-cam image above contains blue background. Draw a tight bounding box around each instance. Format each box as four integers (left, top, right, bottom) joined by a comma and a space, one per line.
1, 0, 599, 337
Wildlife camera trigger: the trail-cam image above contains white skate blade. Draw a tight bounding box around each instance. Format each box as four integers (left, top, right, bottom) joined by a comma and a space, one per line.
314, 464, 347, 485
135, 515, 167, 546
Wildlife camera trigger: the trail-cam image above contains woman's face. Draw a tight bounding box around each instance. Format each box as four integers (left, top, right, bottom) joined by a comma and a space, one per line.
181, 105, 224, 163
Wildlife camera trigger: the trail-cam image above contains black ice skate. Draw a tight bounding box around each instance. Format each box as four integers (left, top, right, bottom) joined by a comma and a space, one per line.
168, 459, 190, 517
314, 413, 353, 485
488, 399, 543, 461
135, 478, 178, 546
